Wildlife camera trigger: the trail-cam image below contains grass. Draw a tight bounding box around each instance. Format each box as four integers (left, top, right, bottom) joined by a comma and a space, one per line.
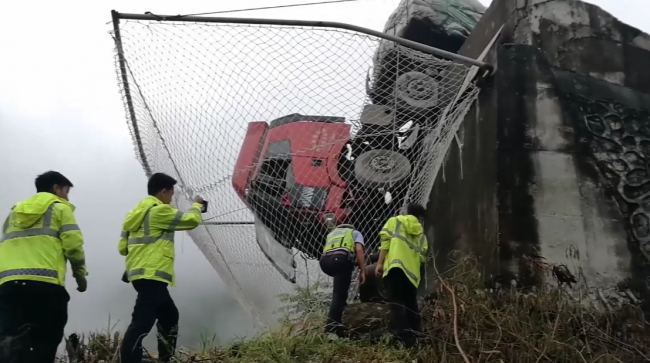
61, 252, 650, 362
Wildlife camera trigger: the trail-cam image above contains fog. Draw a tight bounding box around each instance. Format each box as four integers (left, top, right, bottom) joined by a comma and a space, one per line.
0, 0, 646, 350
0, 0, 406, 348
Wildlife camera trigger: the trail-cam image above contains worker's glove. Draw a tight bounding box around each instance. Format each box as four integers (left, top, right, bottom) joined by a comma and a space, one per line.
121, 271, 130, 284
75, 276, 87, 293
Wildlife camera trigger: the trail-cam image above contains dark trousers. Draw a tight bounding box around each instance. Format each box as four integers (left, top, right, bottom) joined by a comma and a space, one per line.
319, 252, 354, 336
120, 280, 179, 363
0, 280, 69, 363
384, 268, 421, 346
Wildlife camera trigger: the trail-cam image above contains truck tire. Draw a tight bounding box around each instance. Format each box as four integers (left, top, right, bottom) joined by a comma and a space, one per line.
394, 71, 439, 110
359, 262, 389, 303
354, 149, 411, 189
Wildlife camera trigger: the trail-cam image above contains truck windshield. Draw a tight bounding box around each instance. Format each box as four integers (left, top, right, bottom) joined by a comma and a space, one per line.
256, 140, 292, 197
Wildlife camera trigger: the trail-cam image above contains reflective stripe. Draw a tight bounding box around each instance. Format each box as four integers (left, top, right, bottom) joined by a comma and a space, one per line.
1, 228, 59, 241
59, 224, 80, 233
337, 224, 355, 230
0, 204, 61, 243
127, 208, 178, 245
324, 231, 346, 248
126, 206, 178, 284
143, 209, 151, 236
0, 268, 58, 279
127, 268, 173, 283
324, 228, 353, 252
168, 211, 184, 230
128, 232, 175, 245
327, 230, 348, 237
120, 230, 129, 239
387, 259, 418, 282
127, 268, 145, 277
0, 204, 72, 282
155, 270, 173, 282
381, 219, 425, 255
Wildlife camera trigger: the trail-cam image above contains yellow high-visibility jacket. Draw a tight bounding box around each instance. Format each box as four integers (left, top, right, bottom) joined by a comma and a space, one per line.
323, 224, 355, 254
379, 214, 428, 288
0, 192, 87, 286
118, 196, 202, 286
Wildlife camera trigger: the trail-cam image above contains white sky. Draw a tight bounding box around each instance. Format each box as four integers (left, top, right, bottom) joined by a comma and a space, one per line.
0, 0, 649, 349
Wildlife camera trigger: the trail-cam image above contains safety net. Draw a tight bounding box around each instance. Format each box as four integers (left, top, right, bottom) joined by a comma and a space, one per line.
111, 15, 481, 327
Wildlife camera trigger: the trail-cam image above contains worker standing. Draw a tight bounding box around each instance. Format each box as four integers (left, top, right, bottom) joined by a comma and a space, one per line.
319, 223, 366, 338
0, 171, 88, 363
119, 173, 203, 363
375, 204, 428, 347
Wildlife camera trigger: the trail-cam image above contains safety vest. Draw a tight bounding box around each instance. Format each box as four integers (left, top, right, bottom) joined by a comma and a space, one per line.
322, 224, 355, 254
379, 215, 427, 287
119, 196, 202, 286
0, 193, 87, 287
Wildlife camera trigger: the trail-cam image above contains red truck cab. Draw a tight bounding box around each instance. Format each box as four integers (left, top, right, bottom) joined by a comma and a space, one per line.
232, 114, 353, 257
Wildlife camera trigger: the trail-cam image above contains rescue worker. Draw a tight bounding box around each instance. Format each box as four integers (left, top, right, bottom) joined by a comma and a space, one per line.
0, 171, 88, 363
119, 172, 204, 363
375, 204, 428, 347
319, 223, 366, 338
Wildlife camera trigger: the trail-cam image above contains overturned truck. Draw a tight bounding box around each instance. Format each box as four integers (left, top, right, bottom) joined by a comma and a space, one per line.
355, 0, 487, 302
231, 0, 486, 289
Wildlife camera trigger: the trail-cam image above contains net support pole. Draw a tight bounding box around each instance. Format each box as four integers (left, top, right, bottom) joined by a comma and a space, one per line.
202, 221, 255, 225
111, 10, 152, 176
112, 11, 493, 74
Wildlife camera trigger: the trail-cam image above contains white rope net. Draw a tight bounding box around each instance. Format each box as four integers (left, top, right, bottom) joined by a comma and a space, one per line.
111, 17, 480, 327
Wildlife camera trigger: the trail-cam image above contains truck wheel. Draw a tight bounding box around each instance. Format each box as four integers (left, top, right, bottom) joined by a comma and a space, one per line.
359, 262, 389, 303
394, 71, 439, 110
354, 149, 411, 189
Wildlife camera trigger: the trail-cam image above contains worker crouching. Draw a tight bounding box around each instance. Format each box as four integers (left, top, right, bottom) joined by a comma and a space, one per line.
376, 204, 428, 348
319, 224, 366, 338
118, 173, 204, 363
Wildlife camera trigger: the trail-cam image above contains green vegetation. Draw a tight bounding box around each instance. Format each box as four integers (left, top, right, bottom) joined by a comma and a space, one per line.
61, 253, 650, 362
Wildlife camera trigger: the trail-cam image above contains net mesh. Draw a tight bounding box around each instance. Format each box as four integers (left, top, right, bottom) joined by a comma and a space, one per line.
111, 18, 480, 327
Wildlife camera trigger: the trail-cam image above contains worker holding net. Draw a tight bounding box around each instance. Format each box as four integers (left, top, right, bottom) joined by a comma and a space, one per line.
118, 173, 205, 363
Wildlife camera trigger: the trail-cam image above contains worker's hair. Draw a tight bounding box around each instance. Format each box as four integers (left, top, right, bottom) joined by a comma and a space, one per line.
406, 203, 426, 219
35, 171, 73, 193
148, 172, 177, 196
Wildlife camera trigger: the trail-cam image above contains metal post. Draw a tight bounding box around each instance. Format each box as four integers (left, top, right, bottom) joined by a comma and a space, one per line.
112, 11, 493, 72
111, 10, 152, 176
201, 221, 255, 226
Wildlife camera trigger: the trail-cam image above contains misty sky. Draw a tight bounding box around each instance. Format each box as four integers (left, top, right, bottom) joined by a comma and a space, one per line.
0, 0, 648, 350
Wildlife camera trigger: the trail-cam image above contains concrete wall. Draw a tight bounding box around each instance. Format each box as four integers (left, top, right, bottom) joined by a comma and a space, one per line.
424, 0, 650, 297
424, 77, 499, 284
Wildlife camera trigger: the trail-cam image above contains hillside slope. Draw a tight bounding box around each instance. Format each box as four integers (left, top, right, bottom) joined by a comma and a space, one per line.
63, 255, 650, 363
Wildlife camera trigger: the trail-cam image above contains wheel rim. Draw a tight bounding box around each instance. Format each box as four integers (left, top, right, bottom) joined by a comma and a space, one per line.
395, 71, 438, 108
369, 154, 396, 173
405, 77, 435, 101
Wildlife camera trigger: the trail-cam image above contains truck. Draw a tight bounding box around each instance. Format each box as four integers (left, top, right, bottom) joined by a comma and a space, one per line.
232, 0, 486, 283
232, 106, 423, 259
367, 0, 485, 126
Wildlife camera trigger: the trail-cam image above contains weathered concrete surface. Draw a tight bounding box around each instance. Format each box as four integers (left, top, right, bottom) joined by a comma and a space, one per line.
424, 0, 650, 297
